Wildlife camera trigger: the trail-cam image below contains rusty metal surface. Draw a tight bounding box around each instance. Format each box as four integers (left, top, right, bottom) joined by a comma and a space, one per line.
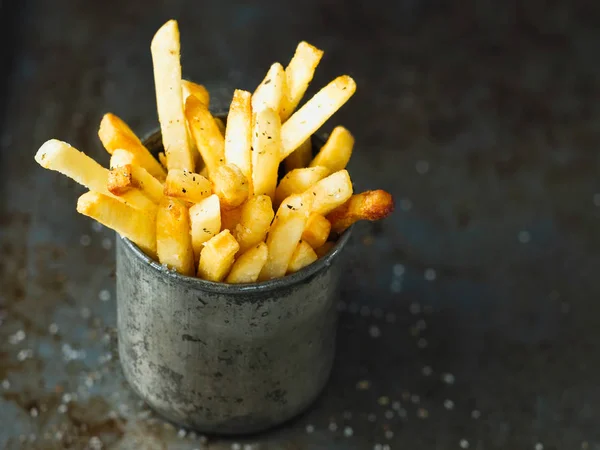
2, 0, 600, 448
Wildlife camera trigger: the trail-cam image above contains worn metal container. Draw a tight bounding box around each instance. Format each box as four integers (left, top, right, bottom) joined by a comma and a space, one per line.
116, 124, 352, 434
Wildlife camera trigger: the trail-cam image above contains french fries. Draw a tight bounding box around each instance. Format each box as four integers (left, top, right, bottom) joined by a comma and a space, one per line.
34, 23, 394, 283
287, 240, 318, 274
224, 90, 253, 193
211, 163, 249, 209
164, 169, 211, 204
327, 190, 394, 234
156, 198, 195, 276
226, 242, 268, 284
280, 75, 356, 160
98, 113, 167, 180
252, 108, 281, 199
280, 42, 324, 121
197, 230, 239, 282
309, 126, 354, 172
234, 195, 274, 254
185, 95, 225, 177
189, 194, 221, 262
151, 20, 194, 172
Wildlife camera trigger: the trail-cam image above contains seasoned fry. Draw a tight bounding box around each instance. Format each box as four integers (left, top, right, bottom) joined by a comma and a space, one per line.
234, 195, 274, 254
314, 241, 335, 258
164, 169, 211, 204
151, 20, 194, 172
259, 210, 308, 281
307, 169, 353, 215
301, 213, 331, 249
189, 194, 221, 262
77, 191, 157, 257
98, 113, 167, 180
252, 63, 285, 113
327, 189, 394, 234
211, 163, 249, 209
280, 75, 356, 160
107, 165, 132, 196
224, 90, 253, 192
107, 164, 164, 204
252, 107, 281, 199
309, 126, 353, 172
214, 117, 226, 136
284, 138, 312, 172
280, 41, 324, 121
287, 240, 318, 274
274, 166, 330, 207
226, 242, 268, 284
156, 198, 195, 276
185, 95, 225, 177
197, 230, 239, 282
221, 205, 243, 232
181, 79, 210, 106
35, 139, 155, 212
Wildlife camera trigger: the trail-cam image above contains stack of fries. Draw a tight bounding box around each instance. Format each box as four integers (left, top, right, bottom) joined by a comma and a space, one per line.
34, 20, 393, 283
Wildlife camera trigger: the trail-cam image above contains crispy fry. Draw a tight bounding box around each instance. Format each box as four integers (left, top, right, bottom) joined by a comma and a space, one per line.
156, 198, 195, 276
301, 213, 331, 249
234, 195, 274, 254
252, 107, 280, 199
327, 190, 394, 234
214, 117, 226, 136
309, 126, 353, 172
107, 164, 164, 204
258, 210, 308, 280
252, 63, 285, 113
164, 169, 211, 204
98, 113, 167, 180
280, 75, 356, 160
181, 79, 210, 106
284, 138, 312, 172
226, 242, 268, 284
77, 191, 156, 257
158, 152, 168, 169
224, 90, 253, 192
306, 169, 353, 216
107, 165, 132, 196
35, 139, 155, 212
280, 42, 324, 121
274, 166, 330, 207
151, 20, 194, 172
315, 241, 335, 258
185, 95, 225, 177
189, 194, 221, 263
221, 205, 243, 232
197, 230, 239, 282
287, 240, 318, 273
110, 149, 135, 168
211, 163, 249, 209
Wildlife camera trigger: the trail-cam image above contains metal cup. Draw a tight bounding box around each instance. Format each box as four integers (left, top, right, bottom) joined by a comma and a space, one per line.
116, 122, 352, 434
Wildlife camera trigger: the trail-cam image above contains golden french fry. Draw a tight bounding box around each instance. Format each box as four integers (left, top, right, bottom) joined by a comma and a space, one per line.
301, 213, 331, 249
280, 41, 324, 121
327, 190, 394, 234
197, 230, 239, 282
211, 163, 249, 209
77, 191, 156, 257
280, 75, 356, 160
309, 126, 353, 172
252, 108, 281, 199
181, 79, 210, 106
107, 164, 164, 204
226, 242, 268, 284
110, 149, 135, 168
224, 90, 253, 192
189, 194, 221, 263
306, 169, 353, 216
315, 241, 335, 258
164, 169, 211, 204
214, 117, 226, 136
234, 195, 274, 254
275, 166, 330, 207
185, 95, 225, 177
252, 63, 285, 113
284, 138, 312, 172
287, 240, 318, 273
151, 20, 194, 172
98, 113, 166, 180
35, 139, 155, 212
156, 198, 195, 276
158, 152, 168, 169
221, 205, 243, 232
259, 210, 308, 280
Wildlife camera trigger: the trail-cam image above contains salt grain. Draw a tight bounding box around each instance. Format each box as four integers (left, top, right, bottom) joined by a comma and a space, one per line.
385, 430, 394, 440
424, 268, 437, 281
17, 349, 33, 361
471, 409, 481, 419
328, 422, 338, 432
80, 235, 91, 246
58, 404, 68, 414
30, 407, 38, 417
444, 399, 454, 410
99, 290, 111, 302
305, 424, 314, 433
178, 429, 187, 438
343, 426, 354, 437
393, 264, 405, 277
49, 323, 59, 334
442, 373, 456, 385
534, 443, 544, 450
89, 436, 103, 449
459, 439, 470, 448
9, 330, 26, 344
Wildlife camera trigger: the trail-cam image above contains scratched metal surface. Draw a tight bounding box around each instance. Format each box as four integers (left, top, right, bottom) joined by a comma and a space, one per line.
2, 0, 600, 448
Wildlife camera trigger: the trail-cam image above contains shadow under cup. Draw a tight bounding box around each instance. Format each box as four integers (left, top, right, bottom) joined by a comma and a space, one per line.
115, 116, 353, 435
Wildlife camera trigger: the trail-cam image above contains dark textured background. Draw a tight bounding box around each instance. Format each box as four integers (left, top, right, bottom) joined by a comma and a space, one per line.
2, 0, 600, 448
